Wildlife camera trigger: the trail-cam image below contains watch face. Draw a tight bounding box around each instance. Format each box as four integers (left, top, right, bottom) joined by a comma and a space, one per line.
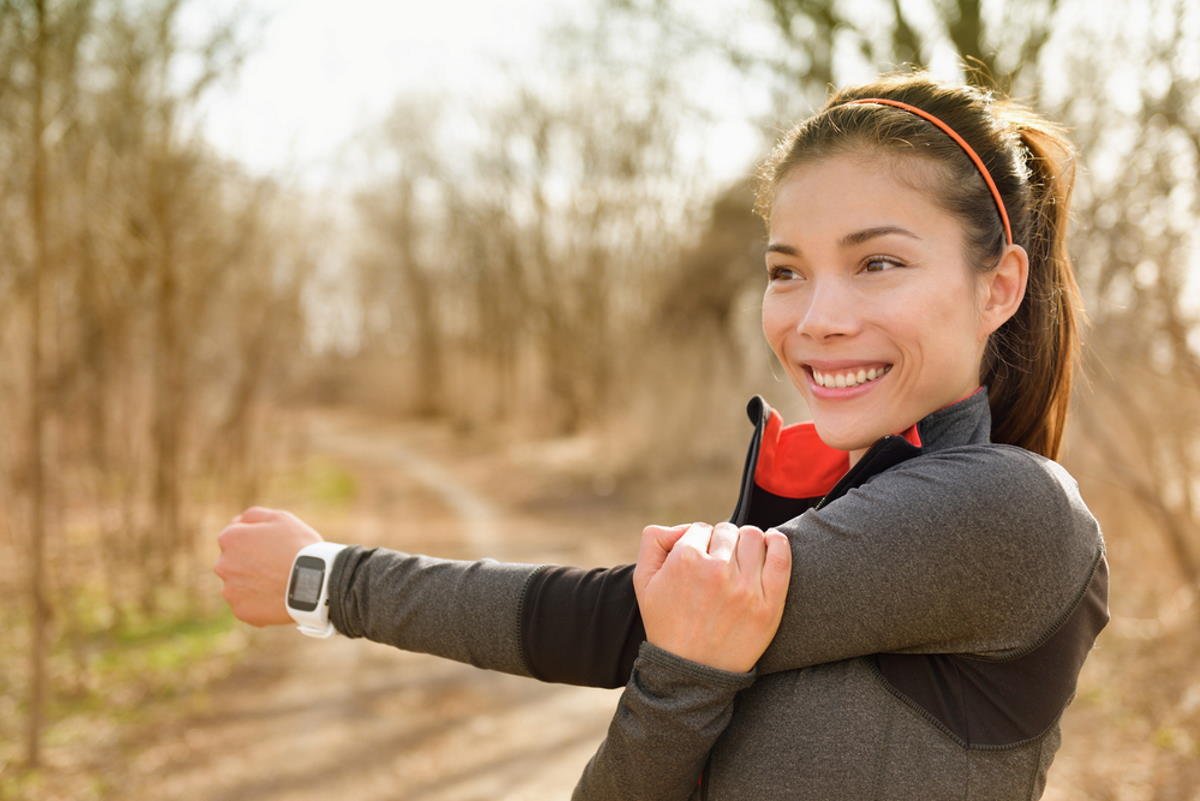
288, 554, 327, 612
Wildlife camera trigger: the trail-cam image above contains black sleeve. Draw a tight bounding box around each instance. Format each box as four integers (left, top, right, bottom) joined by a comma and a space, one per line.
519, 563, 645, 689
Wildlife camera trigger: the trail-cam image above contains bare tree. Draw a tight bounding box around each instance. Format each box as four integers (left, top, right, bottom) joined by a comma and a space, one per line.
21, 0, 51, 770
0, 0, 305, 767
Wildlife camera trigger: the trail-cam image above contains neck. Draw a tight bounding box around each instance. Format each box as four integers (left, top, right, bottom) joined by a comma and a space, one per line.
848, 446, 868, 470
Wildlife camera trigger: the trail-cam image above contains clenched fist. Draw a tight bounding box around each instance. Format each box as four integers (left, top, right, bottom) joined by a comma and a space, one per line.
213, 506, 324, 627
633, 521, 792, 673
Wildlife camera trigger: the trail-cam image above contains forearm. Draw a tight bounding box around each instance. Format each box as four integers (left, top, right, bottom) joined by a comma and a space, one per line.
572, 640, 754, 801
328, 545, 547, 676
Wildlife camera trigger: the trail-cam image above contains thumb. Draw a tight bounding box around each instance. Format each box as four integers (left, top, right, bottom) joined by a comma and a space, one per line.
761, 528, 792, 605
634, 523, 691, 588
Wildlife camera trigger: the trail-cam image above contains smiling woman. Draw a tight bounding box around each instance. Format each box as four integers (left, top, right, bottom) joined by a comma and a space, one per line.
213, 66, 1107, 801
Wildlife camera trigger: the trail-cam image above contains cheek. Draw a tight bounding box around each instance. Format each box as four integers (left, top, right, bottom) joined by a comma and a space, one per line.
760, 294, 785, 344
896, 289, 977, 375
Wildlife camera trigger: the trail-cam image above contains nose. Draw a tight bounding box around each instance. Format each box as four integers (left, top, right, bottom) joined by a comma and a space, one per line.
797, 278, 861, 340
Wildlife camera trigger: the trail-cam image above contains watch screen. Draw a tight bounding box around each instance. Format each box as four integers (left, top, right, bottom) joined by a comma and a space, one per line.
288, 555, 327, 612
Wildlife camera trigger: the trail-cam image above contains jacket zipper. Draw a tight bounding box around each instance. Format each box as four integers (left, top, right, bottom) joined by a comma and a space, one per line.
727, 398, 769, 525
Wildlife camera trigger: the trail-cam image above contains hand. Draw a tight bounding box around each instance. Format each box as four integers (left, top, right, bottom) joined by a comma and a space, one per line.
632, 521, 791, 673
213, 506, 324, 627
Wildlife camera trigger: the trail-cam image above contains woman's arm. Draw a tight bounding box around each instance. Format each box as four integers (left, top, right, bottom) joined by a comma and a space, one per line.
218, 446, 1101, 686
516, 445, 1106, 680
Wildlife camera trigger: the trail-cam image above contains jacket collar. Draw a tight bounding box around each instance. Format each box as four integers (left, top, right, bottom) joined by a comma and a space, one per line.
911, 384, 991, 452
729, 386, 993, 525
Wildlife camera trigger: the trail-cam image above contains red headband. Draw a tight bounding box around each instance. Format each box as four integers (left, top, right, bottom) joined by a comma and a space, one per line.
843, 97, 1014, 247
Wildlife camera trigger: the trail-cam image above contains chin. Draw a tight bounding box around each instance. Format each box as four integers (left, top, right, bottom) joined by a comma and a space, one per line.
813, 421, 877, 453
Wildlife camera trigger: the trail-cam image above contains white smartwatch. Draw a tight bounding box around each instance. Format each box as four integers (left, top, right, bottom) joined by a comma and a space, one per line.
285, 541, 348, 638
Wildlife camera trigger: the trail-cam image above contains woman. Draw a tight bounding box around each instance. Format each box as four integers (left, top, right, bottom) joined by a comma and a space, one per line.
214, 68, 1109, 800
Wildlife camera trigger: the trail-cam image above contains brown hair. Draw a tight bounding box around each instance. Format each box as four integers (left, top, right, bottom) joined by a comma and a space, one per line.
752, 67, 1086, 460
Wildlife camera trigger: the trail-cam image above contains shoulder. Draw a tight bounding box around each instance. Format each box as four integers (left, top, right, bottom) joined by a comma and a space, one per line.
883, 441, 1073, 490
874, 444, 1098, 539
804, 443, 1105, 652
820, 442, 1103, 590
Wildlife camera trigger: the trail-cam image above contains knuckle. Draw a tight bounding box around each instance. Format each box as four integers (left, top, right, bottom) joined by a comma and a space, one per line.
732, 585, 758, 606
724, 587, 746, 605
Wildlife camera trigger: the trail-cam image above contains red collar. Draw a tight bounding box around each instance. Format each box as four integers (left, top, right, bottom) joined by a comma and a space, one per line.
754, 385, 984, 499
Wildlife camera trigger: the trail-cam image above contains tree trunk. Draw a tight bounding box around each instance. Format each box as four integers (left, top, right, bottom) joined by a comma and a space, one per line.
24, 0, 50, 769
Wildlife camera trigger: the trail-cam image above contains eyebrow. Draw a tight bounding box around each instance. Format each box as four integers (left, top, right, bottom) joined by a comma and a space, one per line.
765, 225, 922, 256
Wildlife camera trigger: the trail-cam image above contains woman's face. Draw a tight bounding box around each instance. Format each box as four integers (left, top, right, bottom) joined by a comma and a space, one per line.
761, 151, 1024, 459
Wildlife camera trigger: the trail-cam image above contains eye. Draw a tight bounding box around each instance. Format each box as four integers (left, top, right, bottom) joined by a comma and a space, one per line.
767, 265, 800, 282
863, 256, 905, 273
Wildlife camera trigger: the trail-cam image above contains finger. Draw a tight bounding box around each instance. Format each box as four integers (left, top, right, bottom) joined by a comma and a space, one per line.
708, 522, 738, 562
762, 528, 792, 602
734, 526, 766, 585
636, 524, 692, 576
676, 522, 714, 557
217, 524, 244, 552
238, 506, 277, 524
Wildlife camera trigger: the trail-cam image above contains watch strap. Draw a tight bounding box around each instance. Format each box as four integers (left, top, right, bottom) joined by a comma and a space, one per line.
287, 541, 347, 638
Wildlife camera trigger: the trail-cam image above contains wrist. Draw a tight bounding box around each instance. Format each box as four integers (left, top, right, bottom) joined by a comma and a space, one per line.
638, 640, 757, 685
286, 541, 348, 638
645, 636, 756, 674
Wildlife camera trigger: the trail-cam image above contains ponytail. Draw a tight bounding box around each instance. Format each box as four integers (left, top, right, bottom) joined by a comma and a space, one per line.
982, 109, 1086, 460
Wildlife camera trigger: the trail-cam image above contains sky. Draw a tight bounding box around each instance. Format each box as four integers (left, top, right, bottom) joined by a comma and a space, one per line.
182, 0, 773, 192
176, 0, 783, 352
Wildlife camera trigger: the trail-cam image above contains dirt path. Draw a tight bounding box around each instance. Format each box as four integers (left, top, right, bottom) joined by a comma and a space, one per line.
123, 406, 649, 801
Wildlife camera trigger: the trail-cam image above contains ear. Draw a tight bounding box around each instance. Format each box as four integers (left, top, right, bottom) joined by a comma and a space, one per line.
978, 243, 1029, 338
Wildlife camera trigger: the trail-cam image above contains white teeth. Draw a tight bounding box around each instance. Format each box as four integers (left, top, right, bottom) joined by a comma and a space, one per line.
812, 364, 891, 388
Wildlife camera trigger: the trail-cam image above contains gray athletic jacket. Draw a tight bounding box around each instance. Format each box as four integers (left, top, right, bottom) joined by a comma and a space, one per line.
327, 385, 1109, 800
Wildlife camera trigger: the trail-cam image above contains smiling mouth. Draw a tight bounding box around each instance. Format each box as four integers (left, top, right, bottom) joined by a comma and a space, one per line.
804, 363, 893, 389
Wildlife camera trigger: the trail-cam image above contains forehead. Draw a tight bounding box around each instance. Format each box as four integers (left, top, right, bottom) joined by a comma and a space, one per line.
769, 153, 956, 245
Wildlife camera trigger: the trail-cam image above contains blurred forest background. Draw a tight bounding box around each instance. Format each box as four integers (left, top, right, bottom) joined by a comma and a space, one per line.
1, 0, 1198, 799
